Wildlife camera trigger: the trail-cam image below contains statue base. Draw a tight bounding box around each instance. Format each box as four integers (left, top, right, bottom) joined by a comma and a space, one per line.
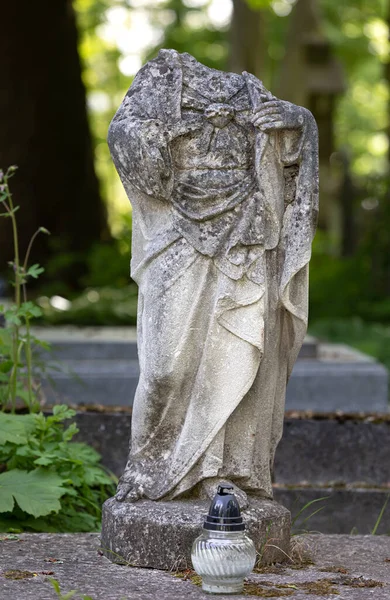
101, 496, 291, 570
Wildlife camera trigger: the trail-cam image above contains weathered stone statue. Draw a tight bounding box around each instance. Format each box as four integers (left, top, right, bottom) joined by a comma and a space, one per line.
108, 50, 318, 509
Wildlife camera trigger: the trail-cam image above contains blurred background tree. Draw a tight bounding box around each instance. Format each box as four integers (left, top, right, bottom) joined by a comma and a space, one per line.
1, 0, 389, 363
0, 0, 110, 292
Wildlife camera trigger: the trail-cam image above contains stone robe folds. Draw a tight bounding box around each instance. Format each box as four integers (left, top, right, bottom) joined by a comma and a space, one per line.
108, 50, 319, 501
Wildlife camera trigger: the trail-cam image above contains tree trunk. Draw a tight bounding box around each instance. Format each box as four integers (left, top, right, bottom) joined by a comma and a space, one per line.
276, 0, 320, 105
0, 0, 108, 291
277, 0, 345, 238
229, 0, 266, 79
386, 2, 390, 167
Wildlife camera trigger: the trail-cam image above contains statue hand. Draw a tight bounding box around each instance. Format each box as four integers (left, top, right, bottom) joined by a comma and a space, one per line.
251, 100, 305, 132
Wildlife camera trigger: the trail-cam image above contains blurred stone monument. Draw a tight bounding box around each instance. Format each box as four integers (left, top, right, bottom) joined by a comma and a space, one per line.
101, 49, 318, 568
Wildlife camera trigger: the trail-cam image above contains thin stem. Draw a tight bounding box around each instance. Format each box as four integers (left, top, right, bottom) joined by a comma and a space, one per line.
8, 339, 24, 414
7, 187, 21, 308
22, 283, 34, 410
25, 318, 34, 411
23, 228, 42, 272
4, 180, 21, 412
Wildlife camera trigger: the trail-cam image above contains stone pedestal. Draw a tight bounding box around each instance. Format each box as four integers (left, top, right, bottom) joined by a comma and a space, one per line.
101, 496, 291, 570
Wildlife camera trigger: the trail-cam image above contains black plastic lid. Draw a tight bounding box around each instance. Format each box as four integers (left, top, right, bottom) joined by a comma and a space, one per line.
203, 483, 245, 532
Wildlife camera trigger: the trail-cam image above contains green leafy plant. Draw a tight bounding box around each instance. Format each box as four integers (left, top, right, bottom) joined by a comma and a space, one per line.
0, 168, 116, 533
48, 577, 127, 600
0, 405, 116, 532
371, 495, 389, 535
0, 165, 50, 411
37, 284, 138, 327
49, 577, 90, 599
291, 496, 330, 534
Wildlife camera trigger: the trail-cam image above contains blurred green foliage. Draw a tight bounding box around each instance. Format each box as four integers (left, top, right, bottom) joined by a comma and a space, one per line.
37, 0, 390, 366
37, 286, 138, 327
309, 318, 390, 371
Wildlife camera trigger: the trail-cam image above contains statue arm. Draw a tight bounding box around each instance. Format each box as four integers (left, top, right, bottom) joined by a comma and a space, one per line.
108, 116, 174, 201
279, 106, 319, 320
107, 50, 184, 201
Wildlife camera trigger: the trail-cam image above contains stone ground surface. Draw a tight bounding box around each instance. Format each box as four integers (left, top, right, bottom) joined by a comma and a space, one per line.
1, 533, 390, 599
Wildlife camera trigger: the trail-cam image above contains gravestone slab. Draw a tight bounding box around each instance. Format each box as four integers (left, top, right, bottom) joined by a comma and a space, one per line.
34, 326, 389, 413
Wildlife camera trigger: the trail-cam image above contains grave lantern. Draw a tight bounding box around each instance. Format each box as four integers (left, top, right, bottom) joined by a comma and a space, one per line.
191, 483, 256, 594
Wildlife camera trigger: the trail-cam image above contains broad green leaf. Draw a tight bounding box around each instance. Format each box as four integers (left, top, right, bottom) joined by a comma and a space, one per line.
67, 443, 101, 464
19, 301, 42, 318
52, 405, 76, 420
55, 508, 97, 532
5, 314, 21, 326
63, 423, 79, 442
0, 360, 13, 374
26, 264, 44, 279
0, 414, 28, 446
0, 328, 12, 347
0, 517, 24, 533
0, 469, 65, 517
15, 444, 35, 457
83, 466, 114, 486
16, 517, 58, 533
33, 454, 57, 466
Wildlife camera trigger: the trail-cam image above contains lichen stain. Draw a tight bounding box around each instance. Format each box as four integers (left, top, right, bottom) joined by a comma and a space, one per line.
3, 570, 37, 580
244, 583, 294, 597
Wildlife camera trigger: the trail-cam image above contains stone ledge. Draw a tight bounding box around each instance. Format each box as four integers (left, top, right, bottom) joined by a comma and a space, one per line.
101, 496, 291, 570
1, 533, 390, 599
275, 486, 390, 535
73, 411, 390, 485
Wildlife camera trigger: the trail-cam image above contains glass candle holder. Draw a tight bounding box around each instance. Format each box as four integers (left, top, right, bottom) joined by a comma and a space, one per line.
191, 483, 256, 594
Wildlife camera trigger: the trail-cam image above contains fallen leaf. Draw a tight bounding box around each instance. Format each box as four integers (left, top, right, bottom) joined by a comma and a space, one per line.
44, 558, 64, 564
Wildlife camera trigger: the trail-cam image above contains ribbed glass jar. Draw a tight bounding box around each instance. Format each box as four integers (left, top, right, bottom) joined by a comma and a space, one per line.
191, 529, 256, 594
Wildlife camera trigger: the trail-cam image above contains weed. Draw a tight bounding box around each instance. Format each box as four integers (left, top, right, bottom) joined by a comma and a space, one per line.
291, 496, 330, 533
48, 577, 98, 600
0, 168, 116, 533
0, 165, 50, 412
371, 494, 389, 534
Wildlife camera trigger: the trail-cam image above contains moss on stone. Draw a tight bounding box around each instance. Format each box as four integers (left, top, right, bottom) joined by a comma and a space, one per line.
3, 570, 37, 580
